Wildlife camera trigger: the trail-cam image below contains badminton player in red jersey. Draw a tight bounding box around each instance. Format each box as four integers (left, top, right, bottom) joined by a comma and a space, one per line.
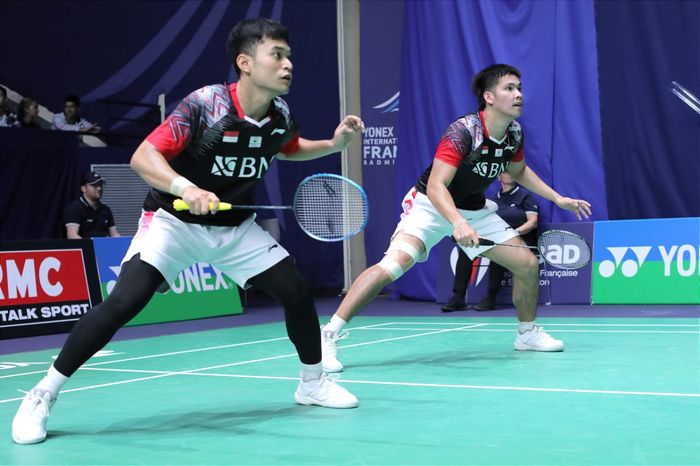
12, 18, 365, 445
320, 64, 592, 373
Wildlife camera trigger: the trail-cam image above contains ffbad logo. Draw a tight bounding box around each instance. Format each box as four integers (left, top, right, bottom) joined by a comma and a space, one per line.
0, 250, 90, 305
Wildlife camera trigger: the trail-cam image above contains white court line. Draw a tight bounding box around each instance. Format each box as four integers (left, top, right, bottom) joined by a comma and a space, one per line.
382, 322, 700, 327
352, 327, 700, 334
0, 321, 393, 380
54, 367, 700, 399
0, 323, 483, 403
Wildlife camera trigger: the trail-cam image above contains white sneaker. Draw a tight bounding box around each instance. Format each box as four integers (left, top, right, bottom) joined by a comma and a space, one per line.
295, 372, 358, 408
321, 329, 348, 373
12, 389, 56, 444
514, 325, 565, 352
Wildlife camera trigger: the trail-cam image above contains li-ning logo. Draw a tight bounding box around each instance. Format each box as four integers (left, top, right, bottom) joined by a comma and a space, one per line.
598, 246, 651, 278
373, 91, 400, 113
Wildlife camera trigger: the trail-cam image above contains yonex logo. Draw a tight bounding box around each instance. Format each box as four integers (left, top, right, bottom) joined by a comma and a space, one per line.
373, 91, 400, 113
598, 246, 651, 278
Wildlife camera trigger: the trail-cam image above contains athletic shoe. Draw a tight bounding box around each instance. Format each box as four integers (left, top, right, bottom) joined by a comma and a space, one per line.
12, 388, 56, 444
321, 329, 348, 373
295, 372, 358, 408
441, 296, 468, 312
474, 295, 496, 311
514, 326, 565, 352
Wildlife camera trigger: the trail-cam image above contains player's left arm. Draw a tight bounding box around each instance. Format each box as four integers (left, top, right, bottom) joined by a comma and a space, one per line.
508, 160, 592, 220
277, 115, 364, 161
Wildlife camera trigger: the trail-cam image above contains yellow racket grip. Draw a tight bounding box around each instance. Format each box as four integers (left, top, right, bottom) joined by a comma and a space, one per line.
172, 199, 232, 211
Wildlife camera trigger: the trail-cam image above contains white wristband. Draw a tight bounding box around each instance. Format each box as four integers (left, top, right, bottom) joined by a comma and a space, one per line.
169, 176, 196, 197
452, 218, 467, 228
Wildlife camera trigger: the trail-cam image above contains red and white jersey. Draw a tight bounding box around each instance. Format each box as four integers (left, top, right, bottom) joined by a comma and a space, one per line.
144, 82, 300, 226
415, 111, 524, 210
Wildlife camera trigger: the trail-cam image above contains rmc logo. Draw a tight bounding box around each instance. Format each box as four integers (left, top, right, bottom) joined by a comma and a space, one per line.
598, 246, 651, 278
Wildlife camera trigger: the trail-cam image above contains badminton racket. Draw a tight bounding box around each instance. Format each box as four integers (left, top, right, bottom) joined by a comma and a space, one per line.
478, 229, 591, 270
173, 173, 369, 242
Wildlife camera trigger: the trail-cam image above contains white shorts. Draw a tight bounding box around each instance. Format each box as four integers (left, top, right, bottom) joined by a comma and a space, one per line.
122, 209, 289, 287
394, 188, 518, 261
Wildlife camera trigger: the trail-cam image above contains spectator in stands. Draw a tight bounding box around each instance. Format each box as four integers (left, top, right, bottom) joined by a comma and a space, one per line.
52, 95, 100, 133
17, 97, 40, 128
0, 86, 18, 127
63, 171, 120, 238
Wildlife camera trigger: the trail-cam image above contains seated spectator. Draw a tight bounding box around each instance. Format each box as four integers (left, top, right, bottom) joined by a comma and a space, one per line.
17, 97, 40, 128
63, 171, 120, 239
0, 86, 18, 127
52, 95, 100, 133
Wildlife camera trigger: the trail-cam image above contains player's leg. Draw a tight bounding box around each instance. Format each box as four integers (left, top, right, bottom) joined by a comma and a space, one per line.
12, 254, 165, 444
481, 237, 563, 351
475, 261, 506, 311
217, 220, 357, 408
320, 232, 426, 372
442, 248, 472, 312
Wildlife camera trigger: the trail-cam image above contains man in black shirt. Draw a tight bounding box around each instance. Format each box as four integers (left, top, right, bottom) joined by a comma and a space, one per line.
63, 171, 120, 238
320, 64, 592, 373
13, 18, 363, 445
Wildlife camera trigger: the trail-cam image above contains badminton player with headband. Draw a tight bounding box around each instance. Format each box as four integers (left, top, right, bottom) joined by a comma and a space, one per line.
12, 18, 365, 445
320, 64, 592, 373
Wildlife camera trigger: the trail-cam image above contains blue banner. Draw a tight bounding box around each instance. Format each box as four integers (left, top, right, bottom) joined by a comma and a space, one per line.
360, 1, 404, 269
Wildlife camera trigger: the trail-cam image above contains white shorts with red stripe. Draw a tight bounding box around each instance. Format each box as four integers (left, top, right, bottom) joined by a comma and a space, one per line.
393, 188, 518, 261
122, 209, 289, 287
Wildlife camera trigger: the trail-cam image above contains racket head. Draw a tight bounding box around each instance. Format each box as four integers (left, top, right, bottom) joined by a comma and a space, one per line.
537, 229, 591, 270
293, 173, 369, 242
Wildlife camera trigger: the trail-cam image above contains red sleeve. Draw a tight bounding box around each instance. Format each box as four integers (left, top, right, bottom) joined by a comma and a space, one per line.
512, 140, 524, 162
145, 96, 198, 160
434, 138, 463, 167
280, 132, 300, 155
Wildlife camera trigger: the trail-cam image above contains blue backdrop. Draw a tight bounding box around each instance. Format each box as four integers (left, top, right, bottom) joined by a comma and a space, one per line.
2, 0, 698, 295
394, 0, 608, 300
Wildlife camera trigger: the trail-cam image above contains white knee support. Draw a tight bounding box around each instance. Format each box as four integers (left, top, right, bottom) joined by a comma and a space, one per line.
386, 240, 421, 262
378, 257, 405, 281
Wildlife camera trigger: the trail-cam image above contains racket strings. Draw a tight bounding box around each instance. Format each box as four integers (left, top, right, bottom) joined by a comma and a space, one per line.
294, 176, 368, 241
538, 230, 591, 270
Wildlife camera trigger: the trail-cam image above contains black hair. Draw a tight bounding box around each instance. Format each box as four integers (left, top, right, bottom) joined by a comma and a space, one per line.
471, 64, 521, 110
226, 18, 290, 76
0, 86, 6, 98
64, 94, 81, 107
17, 97, 37, 121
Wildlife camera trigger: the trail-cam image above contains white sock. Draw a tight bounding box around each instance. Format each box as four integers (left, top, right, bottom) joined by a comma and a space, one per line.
518, 321, 536, 333
300, 362, 323, 381
323, 314, 347, 335
35, 365, 69, 398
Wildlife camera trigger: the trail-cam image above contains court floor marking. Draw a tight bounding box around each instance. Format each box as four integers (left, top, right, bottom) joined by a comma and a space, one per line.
59, 367, 700, 399
2, 320, 698, 403
0, 323, 485, 403
0, 322, 393, 381
353, 328, 700, 334
377, 322, 700, 327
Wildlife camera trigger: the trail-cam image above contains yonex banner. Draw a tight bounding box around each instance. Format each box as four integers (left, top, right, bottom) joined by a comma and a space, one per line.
0, 240, 102, 339
360, 0, 403, 268
92, 237, 242, 326
592, 218, 700, 304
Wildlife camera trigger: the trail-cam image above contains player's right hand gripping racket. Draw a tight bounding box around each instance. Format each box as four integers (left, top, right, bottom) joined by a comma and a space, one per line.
173, 173, 369, 242
479, 230, 591, 270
